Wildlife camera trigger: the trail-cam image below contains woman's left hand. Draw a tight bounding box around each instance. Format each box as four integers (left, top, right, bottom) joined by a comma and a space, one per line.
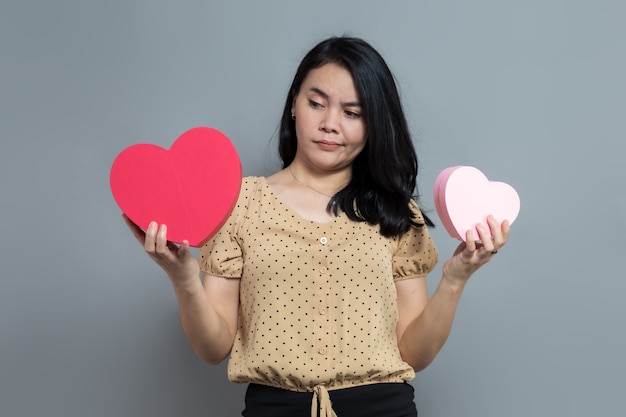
442, 215, 510, 286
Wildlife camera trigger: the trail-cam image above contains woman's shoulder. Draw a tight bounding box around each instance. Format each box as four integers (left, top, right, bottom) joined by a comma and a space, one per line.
241, 175, 265, 188
234, 176, 268, 207
239, 175, 268, 194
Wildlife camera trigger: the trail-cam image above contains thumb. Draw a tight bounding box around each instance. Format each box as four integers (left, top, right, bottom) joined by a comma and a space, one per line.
177, 240, 192, 258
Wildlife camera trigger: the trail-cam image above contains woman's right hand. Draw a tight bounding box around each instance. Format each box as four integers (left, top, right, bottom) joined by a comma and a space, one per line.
123, 214, 200, 286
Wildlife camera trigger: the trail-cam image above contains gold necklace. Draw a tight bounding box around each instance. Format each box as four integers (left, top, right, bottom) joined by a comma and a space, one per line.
288, 166, 347, 198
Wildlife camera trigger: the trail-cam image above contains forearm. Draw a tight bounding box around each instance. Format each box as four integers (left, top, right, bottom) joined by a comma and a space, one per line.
171, 279, 235, 365
399, 276, 466, 371
397, 216, 510, 371
124, 218, 237, 363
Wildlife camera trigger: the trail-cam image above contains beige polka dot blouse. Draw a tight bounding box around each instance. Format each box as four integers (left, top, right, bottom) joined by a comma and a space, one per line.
199, 177, 438, 393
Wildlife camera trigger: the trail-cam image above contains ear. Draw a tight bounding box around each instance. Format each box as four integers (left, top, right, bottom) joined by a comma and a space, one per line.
290, 90, 297, 115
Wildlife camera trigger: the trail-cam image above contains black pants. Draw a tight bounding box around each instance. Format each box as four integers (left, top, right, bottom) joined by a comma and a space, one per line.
242, 382, 418, 417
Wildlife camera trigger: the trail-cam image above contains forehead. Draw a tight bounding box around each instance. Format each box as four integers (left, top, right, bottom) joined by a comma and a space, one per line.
301, 63, 359, 100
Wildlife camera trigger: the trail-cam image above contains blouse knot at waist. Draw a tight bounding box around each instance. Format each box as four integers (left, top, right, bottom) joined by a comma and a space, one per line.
312, 384, 337, 417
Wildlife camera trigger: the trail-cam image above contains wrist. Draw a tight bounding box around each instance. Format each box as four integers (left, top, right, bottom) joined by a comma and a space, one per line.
440, 271, 468, 293
169, 271, 202, 294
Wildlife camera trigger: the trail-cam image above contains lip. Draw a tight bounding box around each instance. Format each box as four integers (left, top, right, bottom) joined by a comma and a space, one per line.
314, 140, 342, 150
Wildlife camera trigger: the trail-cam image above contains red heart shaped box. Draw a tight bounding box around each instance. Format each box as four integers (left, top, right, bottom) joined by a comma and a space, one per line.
110, 126, 242, 247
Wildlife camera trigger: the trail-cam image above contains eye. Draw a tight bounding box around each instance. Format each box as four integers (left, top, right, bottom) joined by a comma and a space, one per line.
308, 99, 323, 109
344, 110, 361, 119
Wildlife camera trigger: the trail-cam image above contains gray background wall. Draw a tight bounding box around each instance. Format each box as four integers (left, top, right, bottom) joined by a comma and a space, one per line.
1, 1, 624, 416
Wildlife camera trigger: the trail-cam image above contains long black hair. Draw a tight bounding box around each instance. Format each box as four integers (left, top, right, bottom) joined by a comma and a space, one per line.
278, 36, 434, 237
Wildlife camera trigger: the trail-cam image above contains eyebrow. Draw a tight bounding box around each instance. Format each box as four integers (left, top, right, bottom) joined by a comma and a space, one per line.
309, 87, 361, 107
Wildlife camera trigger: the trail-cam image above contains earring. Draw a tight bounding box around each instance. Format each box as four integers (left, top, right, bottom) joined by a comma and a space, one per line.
291, 114, 296, 121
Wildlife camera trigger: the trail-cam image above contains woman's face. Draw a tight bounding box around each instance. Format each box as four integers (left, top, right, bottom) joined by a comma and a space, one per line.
291, 63, 366, 173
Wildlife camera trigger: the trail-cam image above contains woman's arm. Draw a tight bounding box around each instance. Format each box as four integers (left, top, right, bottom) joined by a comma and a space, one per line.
172, 273, 239, 365
396, 215, 510, 371
124, 215, 239, 364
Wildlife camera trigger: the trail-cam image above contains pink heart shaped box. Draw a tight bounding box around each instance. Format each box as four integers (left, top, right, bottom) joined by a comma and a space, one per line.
110, 126, 242, 247
434, 166, 520, 241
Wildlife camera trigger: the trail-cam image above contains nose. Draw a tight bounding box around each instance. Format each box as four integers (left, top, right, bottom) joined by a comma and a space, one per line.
319, 109, 340, 134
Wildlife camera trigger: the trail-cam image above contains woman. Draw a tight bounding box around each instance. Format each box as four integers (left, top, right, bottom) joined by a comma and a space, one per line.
125, 36, 509, 417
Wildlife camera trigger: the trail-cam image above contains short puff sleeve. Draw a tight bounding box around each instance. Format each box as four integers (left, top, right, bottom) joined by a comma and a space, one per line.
392, 200, 439, 281
198, 177, 257, 278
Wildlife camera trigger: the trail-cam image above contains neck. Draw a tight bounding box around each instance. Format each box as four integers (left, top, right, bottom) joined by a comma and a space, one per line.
288, 165, 350, 198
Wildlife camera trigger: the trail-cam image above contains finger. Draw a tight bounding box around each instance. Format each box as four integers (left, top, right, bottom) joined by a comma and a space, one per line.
144, 221, 158, 252
492, 219, 510, 254
155, 224, 170, 254
489, 216, 512, 253
486, 215, 504, 246
475, 222, 495, 253
464, 229, 477, 253
178, 240, 191, 256
501, 219, 511, 242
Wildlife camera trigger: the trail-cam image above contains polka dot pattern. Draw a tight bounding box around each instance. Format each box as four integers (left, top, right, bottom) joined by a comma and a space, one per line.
199, 177, 438, 392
